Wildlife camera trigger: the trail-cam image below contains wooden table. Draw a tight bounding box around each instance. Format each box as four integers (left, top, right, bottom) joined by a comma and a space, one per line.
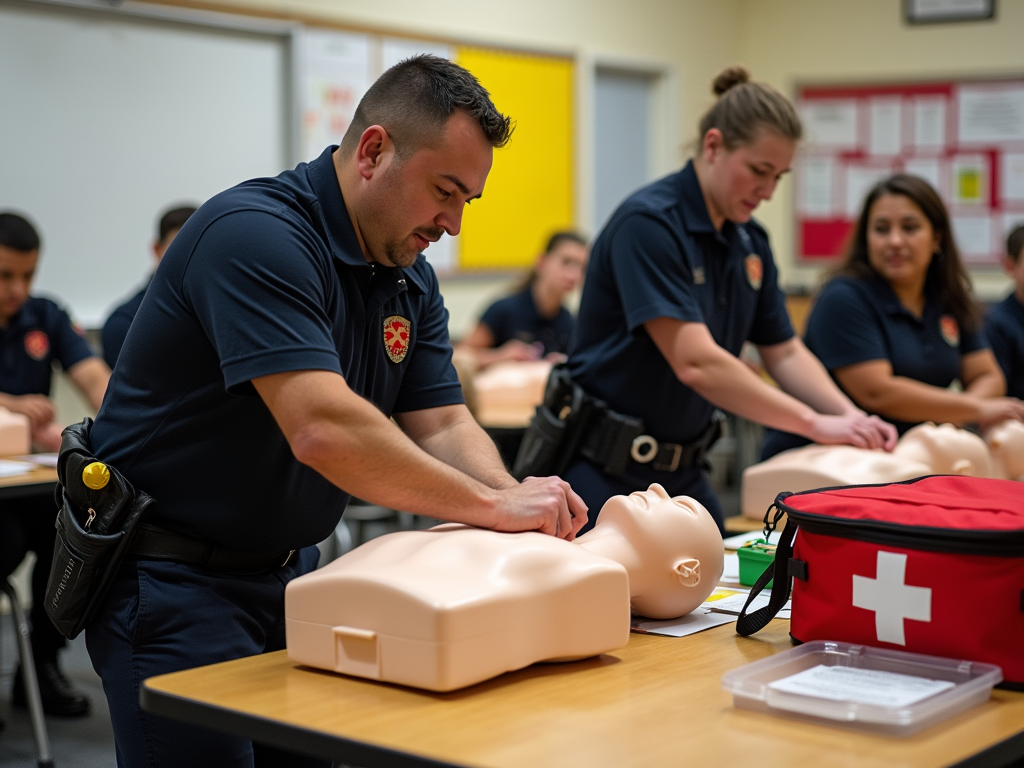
141, 621, 1024, 768
0, 464, 58, 500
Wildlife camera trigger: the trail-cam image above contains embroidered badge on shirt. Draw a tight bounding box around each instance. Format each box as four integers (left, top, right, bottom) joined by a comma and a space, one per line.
24, 330, 50, 361
939, 315, 959, 347
692, 266, 706, 285
383, 315, 411, 363
744, 254, 763, 290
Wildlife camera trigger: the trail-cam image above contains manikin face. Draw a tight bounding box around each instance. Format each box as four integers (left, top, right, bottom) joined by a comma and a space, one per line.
0, 245, 38, 326
700, 128, 795, 227
866, 194, 940, 291
893, 422, 992, 476
356, 111, 493, 268
536, 241, 587, 297
594, 483, 723, 618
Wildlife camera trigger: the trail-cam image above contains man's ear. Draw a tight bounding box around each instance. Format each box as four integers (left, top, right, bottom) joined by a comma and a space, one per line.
355, 125, 391, 181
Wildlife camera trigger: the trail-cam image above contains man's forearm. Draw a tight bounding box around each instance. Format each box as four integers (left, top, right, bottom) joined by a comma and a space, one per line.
408, 414, 518, 491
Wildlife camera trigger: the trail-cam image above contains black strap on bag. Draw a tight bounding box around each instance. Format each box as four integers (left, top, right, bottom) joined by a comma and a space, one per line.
44, 418, 154, 639
736, 496, 799, 636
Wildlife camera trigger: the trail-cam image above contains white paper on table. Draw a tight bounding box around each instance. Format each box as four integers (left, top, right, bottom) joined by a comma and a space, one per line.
912, 95, 947, 149
1001, 153, 1024, 203
801, 100, 859, 149
767, 664, 955, 708
957, 85, 1024, 145
721, 552, 740, 583
951, 154, 988, 205
868, 97, 903, 156
952, 215, 994, 261
632, 610, 738, 637
707, 591, 791, 619
904, 157, 944, 194
797, 156, 835, 216
10, 453, 58, 468
844, 166, 891, 218
0, 460, 35, 478
722, 530, 782, 550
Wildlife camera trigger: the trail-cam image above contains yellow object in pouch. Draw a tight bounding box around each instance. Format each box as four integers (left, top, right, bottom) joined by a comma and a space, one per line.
82, 461, 110, 490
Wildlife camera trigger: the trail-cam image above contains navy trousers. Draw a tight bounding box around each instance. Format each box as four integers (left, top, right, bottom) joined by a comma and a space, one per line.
564, 456, 725, 536
86, 546, 331, 768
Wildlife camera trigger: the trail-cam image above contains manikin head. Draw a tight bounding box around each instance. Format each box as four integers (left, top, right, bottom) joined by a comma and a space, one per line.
892, 422, 994, 477
986, 420, 1024, 480
577, 484, 724, 619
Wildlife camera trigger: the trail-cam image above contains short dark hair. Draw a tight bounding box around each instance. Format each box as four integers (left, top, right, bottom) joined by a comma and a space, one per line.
340, 54, 513, 158
544, 231, 587, 254
158, 205, 198, 243
831, 174, 978, 332
0, 212, 41, 252
1007, 224, 1024, 264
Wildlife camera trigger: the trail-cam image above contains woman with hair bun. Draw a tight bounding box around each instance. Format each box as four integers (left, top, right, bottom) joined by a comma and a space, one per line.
762, 174, 1024, 459
552, 66, 896, 534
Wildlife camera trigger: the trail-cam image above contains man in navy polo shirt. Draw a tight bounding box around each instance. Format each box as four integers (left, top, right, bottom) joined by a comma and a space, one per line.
101, 204, 197, 368
86, 55, 586, 768
986, 225, 1024, 400
0, 211, 110, 718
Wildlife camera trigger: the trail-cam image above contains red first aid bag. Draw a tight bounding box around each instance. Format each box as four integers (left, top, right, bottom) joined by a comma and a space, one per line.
736, 475, 1024, 689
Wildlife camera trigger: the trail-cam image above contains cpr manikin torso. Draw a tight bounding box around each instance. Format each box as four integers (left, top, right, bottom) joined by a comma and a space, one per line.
741, 422, 1018, 518
285, 484, 723, 691
0, 407, 30, 455
471, 359, 553, 427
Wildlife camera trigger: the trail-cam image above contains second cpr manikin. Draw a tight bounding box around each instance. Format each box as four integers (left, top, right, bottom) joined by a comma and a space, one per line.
285, 483, 723, 691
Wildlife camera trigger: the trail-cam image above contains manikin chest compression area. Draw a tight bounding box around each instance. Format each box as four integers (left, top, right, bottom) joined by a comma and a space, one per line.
285, 483, 724, 692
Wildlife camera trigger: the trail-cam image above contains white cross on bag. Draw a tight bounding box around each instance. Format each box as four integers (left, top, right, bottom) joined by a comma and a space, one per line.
851, 551, 931, 645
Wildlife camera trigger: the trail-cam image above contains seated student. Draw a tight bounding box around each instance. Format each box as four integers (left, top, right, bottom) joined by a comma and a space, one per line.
761, 175, 1024, 459
458, 231, 587, 368
102, 204, 197, 368
0, 211, 110, 717
985, 224, 1024, 400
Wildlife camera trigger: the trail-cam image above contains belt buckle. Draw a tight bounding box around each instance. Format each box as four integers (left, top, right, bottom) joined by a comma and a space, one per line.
653, 443, 683, 472
630, 435, 658, 464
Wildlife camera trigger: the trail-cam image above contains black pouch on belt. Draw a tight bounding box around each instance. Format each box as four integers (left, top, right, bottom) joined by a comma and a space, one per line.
43, 418, 154, 639
512, 364, 595, 480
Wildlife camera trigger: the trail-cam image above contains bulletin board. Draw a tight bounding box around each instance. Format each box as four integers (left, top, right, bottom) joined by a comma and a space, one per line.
794, 77, 1024, 266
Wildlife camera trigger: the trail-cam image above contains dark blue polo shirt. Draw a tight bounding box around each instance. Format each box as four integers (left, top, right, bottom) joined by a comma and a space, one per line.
101, 281, 149, 369
0, 297, 95, 396
91, 146, 464, 554
985, 292, 1024, 400
567, 161, 793, 445
479, 287, 573, 356
807, 275, 985, 434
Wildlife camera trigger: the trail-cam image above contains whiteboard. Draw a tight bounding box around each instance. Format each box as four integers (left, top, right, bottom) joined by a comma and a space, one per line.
0, 1, 290, 326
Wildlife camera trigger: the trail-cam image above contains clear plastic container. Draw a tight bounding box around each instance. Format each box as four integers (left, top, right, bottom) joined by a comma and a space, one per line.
722, 640, 1003, 736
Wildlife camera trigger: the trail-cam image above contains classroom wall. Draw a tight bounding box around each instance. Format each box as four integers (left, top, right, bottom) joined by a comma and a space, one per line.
138, 0, 744, 336
738, 0, 1024, 300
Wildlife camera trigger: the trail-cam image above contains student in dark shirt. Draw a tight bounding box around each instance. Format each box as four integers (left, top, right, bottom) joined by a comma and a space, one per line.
985, 225, 1024, 400
0, 211, 109, 718
101, 204, 197, 368
458, 231, 587, 367
762, 175, 1024, 459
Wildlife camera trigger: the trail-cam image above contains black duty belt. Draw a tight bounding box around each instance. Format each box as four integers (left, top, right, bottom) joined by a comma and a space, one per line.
579, 409, 724, 475
129, 523, 296, 575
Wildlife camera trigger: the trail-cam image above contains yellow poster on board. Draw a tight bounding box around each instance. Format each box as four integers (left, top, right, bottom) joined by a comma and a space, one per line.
454, 47, 574, 270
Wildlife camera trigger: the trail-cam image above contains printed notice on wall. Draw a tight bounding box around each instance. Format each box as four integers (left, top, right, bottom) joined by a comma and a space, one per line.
904, 158, 944, 194
1001, 153, 1024, 203
958, 85, 1024, 145
868, 97, 902, 156
300, 30, 373, 162
801, 100, 859, 149
951, 154, 988, 205
952, 215, 994, 261
845, 166, 890, 217
798, 156, 835, 216
912, 96, 947, 150
768, 665, 955, 709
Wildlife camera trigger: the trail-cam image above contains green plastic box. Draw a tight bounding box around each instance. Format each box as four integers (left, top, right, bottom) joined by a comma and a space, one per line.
737, 539, 775, 588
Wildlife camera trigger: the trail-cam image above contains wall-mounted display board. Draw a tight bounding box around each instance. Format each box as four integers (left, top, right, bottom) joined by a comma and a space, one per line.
297, 31, 574, 274
795, 78, 1024, 266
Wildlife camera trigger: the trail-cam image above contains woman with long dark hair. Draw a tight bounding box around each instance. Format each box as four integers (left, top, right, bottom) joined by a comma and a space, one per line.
762, 174, 1024, 459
